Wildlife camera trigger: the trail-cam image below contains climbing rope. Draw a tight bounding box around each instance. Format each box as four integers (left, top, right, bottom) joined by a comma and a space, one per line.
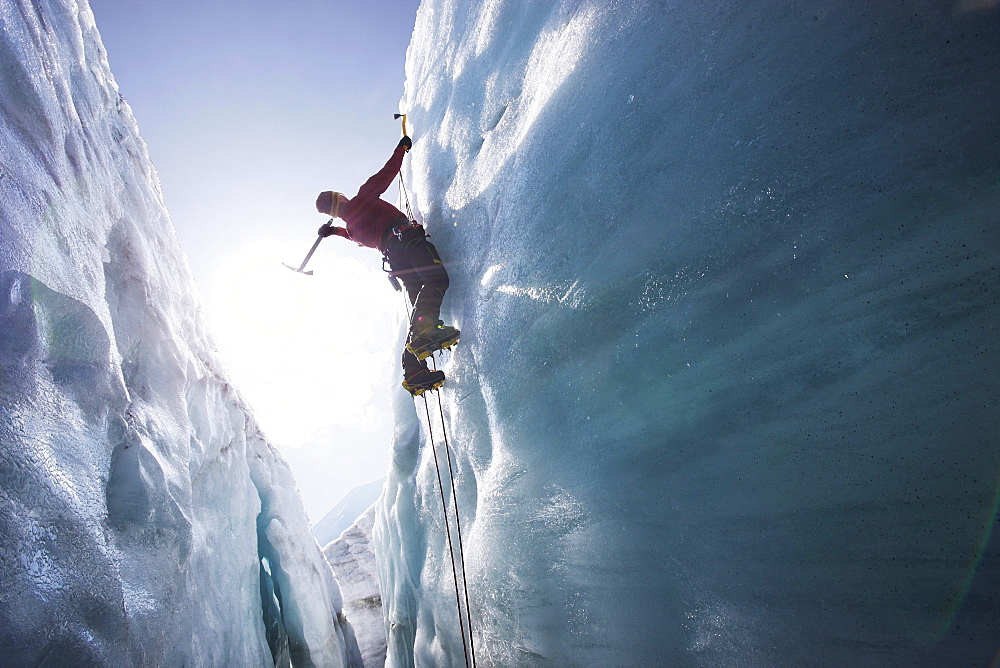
400, 290, 477, 667
398, 172, 415, 222
396, 113, 416, 223
393, 114, 477, 665
429, 359, 477, 668
421, 393, 471, 667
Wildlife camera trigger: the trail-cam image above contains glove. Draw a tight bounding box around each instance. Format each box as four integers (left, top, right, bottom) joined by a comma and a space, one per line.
397, 136, 412, 152
318, 222, 335, 237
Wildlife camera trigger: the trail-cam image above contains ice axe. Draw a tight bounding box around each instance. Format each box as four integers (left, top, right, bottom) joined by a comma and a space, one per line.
283, 229, 326, 275
392, 111, 416, 222
394, 113, 408, 137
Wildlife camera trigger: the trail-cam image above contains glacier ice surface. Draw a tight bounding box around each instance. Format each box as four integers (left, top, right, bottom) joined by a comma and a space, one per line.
326, 504, 388, 668
374, 0, 1000, 665
0, 0, 359, 664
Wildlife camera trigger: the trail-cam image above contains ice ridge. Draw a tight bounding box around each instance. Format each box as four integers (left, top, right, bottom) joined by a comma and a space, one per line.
0, 1, 359, 664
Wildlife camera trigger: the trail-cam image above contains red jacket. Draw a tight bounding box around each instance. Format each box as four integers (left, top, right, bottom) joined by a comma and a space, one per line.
332, 146, 408, 251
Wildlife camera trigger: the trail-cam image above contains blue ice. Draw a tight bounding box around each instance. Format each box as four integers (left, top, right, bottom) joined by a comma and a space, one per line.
375, 1, 1000, 665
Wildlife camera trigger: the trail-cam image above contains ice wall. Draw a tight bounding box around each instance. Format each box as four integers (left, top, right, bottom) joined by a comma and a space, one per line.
325, 504, 387, 668
0, 1, 358, 664
377, 0, 1000, 665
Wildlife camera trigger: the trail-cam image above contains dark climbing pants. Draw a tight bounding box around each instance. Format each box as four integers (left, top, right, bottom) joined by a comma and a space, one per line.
384, 225, 450, 375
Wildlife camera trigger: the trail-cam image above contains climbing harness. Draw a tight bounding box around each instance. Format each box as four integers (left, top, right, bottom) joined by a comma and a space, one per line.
382, 219, 426, 292
392, 219, 422, 239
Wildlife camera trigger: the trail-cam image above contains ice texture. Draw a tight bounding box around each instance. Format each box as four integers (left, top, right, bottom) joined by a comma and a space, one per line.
325, 504, 388, 668
375, 0, 1000, 665
0, 1, 359, 664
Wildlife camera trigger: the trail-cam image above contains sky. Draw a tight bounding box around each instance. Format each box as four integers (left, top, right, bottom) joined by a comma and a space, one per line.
88, 0, 422, 521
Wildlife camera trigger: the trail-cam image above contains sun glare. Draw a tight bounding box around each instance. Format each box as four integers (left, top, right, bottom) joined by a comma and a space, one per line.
205, 237, 401, 447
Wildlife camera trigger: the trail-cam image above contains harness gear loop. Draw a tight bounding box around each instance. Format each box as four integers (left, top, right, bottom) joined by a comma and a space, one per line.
382, 256, 402, 292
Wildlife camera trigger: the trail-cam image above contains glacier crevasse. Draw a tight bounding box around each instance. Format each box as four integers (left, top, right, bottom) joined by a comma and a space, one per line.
0, 1, 359, 664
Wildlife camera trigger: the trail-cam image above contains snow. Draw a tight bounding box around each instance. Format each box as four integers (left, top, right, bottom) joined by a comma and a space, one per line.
0, 0, 359, 664
325, 504, 388, 668
376, 0, 1000, 665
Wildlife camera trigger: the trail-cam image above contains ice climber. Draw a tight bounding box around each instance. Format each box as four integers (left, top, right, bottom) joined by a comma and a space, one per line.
315, 136, 459, 396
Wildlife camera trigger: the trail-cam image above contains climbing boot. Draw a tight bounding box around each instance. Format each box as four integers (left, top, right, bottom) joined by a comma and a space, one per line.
406, 322, 460, 361
402, 368, 445, 396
